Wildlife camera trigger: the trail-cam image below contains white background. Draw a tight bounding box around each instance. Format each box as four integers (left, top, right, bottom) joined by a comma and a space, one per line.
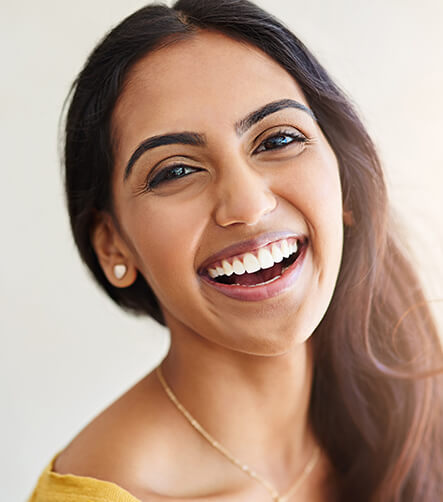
1, 1, 442, 500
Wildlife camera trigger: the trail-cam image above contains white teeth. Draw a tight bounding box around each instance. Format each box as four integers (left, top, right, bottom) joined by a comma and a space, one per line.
221, 259, 234, 276
207, 238, 303, 279
243, 253, 261, 273
257, 248, 274, 269
232, 258, 246, 275
271, 243, 283, 263
208, 268, 218, 278
281, 239, 290, 258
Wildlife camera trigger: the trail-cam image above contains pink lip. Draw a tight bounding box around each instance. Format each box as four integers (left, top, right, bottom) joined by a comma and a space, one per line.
197, 230, 306, 274
199, 238, 309, 302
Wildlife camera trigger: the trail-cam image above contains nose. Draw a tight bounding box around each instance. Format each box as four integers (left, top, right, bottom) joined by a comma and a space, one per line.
212, 160, 277, 227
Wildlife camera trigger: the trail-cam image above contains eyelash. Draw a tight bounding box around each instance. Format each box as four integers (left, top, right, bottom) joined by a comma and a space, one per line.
145, 129, 307, 190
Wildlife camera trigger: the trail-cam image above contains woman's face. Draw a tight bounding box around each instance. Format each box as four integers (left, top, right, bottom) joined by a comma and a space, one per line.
108, 30, 344, 355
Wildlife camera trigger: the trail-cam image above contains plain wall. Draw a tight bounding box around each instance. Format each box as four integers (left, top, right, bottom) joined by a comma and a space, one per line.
1, 1, 442, 500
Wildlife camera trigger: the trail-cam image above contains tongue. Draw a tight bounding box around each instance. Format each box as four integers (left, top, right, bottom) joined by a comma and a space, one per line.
233, 262, 283, 286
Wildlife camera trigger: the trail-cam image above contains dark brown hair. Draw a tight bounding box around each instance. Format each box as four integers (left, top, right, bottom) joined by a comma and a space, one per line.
63, 1, 443, 500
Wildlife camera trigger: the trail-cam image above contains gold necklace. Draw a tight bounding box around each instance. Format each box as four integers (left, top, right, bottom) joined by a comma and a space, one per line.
156, 365, 320, 502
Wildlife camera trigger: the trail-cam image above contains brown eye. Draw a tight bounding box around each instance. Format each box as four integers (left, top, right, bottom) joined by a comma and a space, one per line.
255, 130, 307, 154
147, 164, 200, 190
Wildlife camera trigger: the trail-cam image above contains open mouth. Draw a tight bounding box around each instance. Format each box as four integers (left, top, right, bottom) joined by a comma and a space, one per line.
201, 237, 308, 288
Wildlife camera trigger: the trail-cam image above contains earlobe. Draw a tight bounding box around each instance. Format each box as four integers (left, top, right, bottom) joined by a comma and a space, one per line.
90, 212, 138, 288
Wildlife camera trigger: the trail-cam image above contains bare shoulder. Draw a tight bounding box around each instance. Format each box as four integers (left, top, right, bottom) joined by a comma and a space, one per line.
56, 369, 321, 500
53, 368, 249, 500
53, 369, 171, 495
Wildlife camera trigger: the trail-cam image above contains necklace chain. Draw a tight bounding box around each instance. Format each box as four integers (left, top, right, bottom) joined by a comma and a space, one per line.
156, 365, 320, 501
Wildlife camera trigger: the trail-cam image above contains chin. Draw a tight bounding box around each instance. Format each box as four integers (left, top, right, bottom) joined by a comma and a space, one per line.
217, 321, 314, 357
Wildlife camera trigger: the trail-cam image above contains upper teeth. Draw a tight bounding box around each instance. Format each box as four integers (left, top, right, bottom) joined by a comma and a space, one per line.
207, 239, 300, 279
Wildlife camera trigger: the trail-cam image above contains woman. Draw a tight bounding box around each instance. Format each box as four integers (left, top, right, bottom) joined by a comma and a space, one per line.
28, 0, 443, 501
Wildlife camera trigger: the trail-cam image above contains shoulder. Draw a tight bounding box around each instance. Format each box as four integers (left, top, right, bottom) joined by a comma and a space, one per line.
52, 369, 243, 500
53, 370, 170, 498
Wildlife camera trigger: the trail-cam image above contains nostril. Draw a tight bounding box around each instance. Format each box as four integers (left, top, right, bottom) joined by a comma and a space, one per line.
213, 189, 277, 227
264, 190, 278, 214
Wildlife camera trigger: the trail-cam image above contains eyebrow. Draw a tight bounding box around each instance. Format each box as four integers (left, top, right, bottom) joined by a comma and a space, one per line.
123, 98, 316, 180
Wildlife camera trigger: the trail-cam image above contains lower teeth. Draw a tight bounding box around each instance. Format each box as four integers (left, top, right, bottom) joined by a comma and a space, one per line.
247, 274, 282, 287
232, 264, 291, 287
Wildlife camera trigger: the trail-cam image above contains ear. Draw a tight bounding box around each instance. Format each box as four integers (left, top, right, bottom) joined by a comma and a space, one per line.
343, 208, 355, 227
90, 211, 138, 288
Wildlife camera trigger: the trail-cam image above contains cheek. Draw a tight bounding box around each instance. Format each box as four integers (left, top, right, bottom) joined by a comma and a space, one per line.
122, 196, 210, 303
277, 147, 343, 234
276, 146, 343, 304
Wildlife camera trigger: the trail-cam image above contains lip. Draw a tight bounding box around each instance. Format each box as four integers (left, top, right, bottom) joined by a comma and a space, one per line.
199, 237, 308, 301
197, 230, 306, 274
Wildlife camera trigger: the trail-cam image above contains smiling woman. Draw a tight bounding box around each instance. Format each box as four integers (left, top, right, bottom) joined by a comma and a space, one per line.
27, 1, 443, 502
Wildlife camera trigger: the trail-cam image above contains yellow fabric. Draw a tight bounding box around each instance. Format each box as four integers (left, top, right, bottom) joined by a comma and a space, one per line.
27, 452, 142, 502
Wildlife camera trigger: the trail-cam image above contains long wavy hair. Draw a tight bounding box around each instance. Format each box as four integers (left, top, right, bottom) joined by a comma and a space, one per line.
63, 1, 443, 500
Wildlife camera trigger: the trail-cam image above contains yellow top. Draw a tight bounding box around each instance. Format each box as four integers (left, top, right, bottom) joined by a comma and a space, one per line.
28, 452, 142, 502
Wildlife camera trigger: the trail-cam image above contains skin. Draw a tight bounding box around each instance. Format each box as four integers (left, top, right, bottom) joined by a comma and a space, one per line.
55, 30, 345, 501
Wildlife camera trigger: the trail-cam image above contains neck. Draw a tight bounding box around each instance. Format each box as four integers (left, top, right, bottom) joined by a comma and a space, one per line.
160, 321, 316, 481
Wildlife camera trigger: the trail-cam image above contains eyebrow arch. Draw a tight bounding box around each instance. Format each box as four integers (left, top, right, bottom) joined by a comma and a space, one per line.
123, 98, 316, 180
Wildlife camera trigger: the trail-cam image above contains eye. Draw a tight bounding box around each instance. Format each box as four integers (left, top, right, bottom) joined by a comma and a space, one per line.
254, 129, 308, 154
146, 164, 200, 190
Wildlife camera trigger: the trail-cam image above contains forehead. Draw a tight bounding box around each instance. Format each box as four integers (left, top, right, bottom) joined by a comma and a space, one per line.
112, 30, 308, 152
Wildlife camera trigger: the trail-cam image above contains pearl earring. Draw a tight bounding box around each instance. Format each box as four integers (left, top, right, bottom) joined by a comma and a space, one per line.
113, 264, 127, 280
